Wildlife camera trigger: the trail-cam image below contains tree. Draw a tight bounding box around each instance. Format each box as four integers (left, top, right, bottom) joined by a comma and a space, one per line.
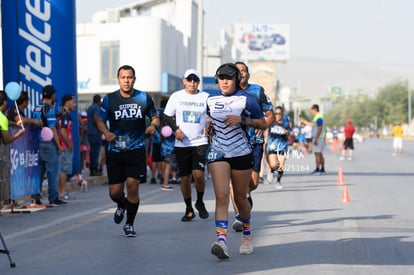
324, 80, 409, 129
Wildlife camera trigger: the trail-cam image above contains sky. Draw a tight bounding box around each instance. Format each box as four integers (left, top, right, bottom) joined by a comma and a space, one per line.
76, 0, 414, 72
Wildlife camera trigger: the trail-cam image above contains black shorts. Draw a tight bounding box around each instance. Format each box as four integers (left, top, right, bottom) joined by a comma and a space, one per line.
151, 143, 162, 162
209, 153, 254, 170
343, 138, 354, 150
174, 144, 208, 176
106, 148, 147, 184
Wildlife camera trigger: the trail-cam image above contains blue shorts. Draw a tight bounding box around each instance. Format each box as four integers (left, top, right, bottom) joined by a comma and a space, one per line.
251, 143, 264, 173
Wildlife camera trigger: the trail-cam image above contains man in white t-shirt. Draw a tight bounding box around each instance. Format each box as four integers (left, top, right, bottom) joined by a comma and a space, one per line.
163, 69, 210, 222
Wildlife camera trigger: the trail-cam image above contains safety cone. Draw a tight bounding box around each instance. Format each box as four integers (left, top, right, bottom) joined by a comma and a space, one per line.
337, 168, 345, 185
341, 185, 351, 203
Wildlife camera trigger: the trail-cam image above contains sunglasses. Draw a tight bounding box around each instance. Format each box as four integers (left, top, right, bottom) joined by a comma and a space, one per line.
275, 112, 282, 115
186, 76, 200, 82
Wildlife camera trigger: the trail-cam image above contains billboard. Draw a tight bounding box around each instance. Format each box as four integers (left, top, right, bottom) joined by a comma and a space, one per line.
234, 24, 290, 61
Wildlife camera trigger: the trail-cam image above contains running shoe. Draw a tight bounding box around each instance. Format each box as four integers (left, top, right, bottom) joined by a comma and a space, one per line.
123, 224, 136, 237
150, 177, 157, 184
318, 168, 326, 175
181, 209, 195, 222
239, 235, 253, 255
211, 241, 230, 260
49, 199, 67, 205
311, 169, 320, 175
31, 199, 42, 206
160, 185, 174, 191
114, 206, 125, 224
195, 201, 209, 219
275, 182, 283, 190
232, 218, 243, 232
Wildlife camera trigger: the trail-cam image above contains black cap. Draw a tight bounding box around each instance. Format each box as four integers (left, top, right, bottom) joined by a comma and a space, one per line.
216, 63, 239, 78
62, 94, 75, 105
42, 85, 56, 99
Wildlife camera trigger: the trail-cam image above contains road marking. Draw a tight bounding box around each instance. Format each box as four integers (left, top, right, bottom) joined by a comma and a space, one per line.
4, 187, 171, 240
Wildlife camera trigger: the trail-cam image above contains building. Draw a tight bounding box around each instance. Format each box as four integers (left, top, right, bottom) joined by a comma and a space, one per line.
76, 0, 203, 109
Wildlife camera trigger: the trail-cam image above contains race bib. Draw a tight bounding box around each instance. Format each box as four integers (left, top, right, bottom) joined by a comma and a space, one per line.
206, 146, 224, 163
115, 135, 129, 149
271, 125, 286, 135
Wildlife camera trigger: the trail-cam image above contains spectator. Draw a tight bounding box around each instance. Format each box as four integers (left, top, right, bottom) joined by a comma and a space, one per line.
79, 111, 89, 174
6, 91, 43, 128
300, 104, 326, 175
31, 85, 66, 205
340, 119, 355, 160
87, 94, 103, 176
0, 90, 26, 208
391, 122, 403, 155
57, 94, 77, 200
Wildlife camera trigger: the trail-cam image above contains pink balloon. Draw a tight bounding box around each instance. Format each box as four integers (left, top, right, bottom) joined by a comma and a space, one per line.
41, 127, 53, 141
161, 125, 173, 137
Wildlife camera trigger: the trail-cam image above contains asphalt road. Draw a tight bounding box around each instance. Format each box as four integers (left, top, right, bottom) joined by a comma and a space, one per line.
1, 137, 413, 274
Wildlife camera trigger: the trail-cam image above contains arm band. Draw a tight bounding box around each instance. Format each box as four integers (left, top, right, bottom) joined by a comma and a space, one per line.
163, 115, 179, 131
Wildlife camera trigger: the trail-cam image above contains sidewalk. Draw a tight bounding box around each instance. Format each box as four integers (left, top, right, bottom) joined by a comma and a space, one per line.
0, 173, 107, 213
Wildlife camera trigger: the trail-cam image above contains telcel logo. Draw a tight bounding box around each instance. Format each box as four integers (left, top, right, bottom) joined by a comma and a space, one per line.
18, 0, 52, 87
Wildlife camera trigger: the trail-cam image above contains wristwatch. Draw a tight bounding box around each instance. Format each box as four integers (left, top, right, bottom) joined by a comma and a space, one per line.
241, 116, 246, 124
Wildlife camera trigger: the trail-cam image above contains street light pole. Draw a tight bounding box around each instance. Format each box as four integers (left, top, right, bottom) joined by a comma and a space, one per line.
409, 80, 412, 126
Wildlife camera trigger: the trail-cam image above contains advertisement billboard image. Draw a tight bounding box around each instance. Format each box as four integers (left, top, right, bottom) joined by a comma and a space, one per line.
234, 23, 290, 61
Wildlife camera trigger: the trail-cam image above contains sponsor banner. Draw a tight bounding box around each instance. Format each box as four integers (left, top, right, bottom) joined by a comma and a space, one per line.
2, 0, 80, 175
9, 126, 41, 200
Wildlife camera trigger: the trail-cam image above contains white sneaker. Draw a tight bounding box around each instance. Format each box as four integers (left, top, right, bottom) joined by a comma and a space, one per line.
275, 182, 283, 190
339, 156, 345, 160
347, 157, 352, 160
239, 235, 253, 255
211, 241, 230, 259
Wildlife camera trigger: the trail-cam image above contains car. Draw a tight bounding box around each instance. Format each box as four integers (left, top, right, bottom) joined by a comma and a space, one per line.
248, 34, 272, 51
270, 33, 286, 45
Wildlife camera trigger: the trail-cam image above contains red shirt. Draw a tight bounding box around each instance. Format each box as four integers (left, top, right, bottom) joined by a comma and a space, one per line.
343, 124, 355, 138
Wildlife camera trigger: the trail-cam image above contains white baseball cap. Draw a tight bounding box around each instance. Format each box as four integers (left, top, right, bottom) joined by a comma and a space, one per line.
183, 69, 201, 80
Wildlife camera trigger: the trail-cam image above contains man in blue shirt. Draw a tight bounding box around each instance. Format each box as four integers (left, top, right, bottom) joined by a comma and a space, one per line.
97, 65, 159, 237
31, 85, 65, 205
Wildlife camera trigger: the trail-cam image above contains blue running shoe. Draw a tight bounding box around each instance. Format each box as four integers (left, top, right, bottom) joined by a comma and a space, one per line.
123, 224, 136, 237
114, 206, 125, 224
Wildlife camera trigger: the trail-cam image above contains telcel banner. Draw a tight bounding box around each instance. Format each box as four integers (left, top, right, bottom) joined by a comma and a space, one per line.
1, 0, 79, 199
